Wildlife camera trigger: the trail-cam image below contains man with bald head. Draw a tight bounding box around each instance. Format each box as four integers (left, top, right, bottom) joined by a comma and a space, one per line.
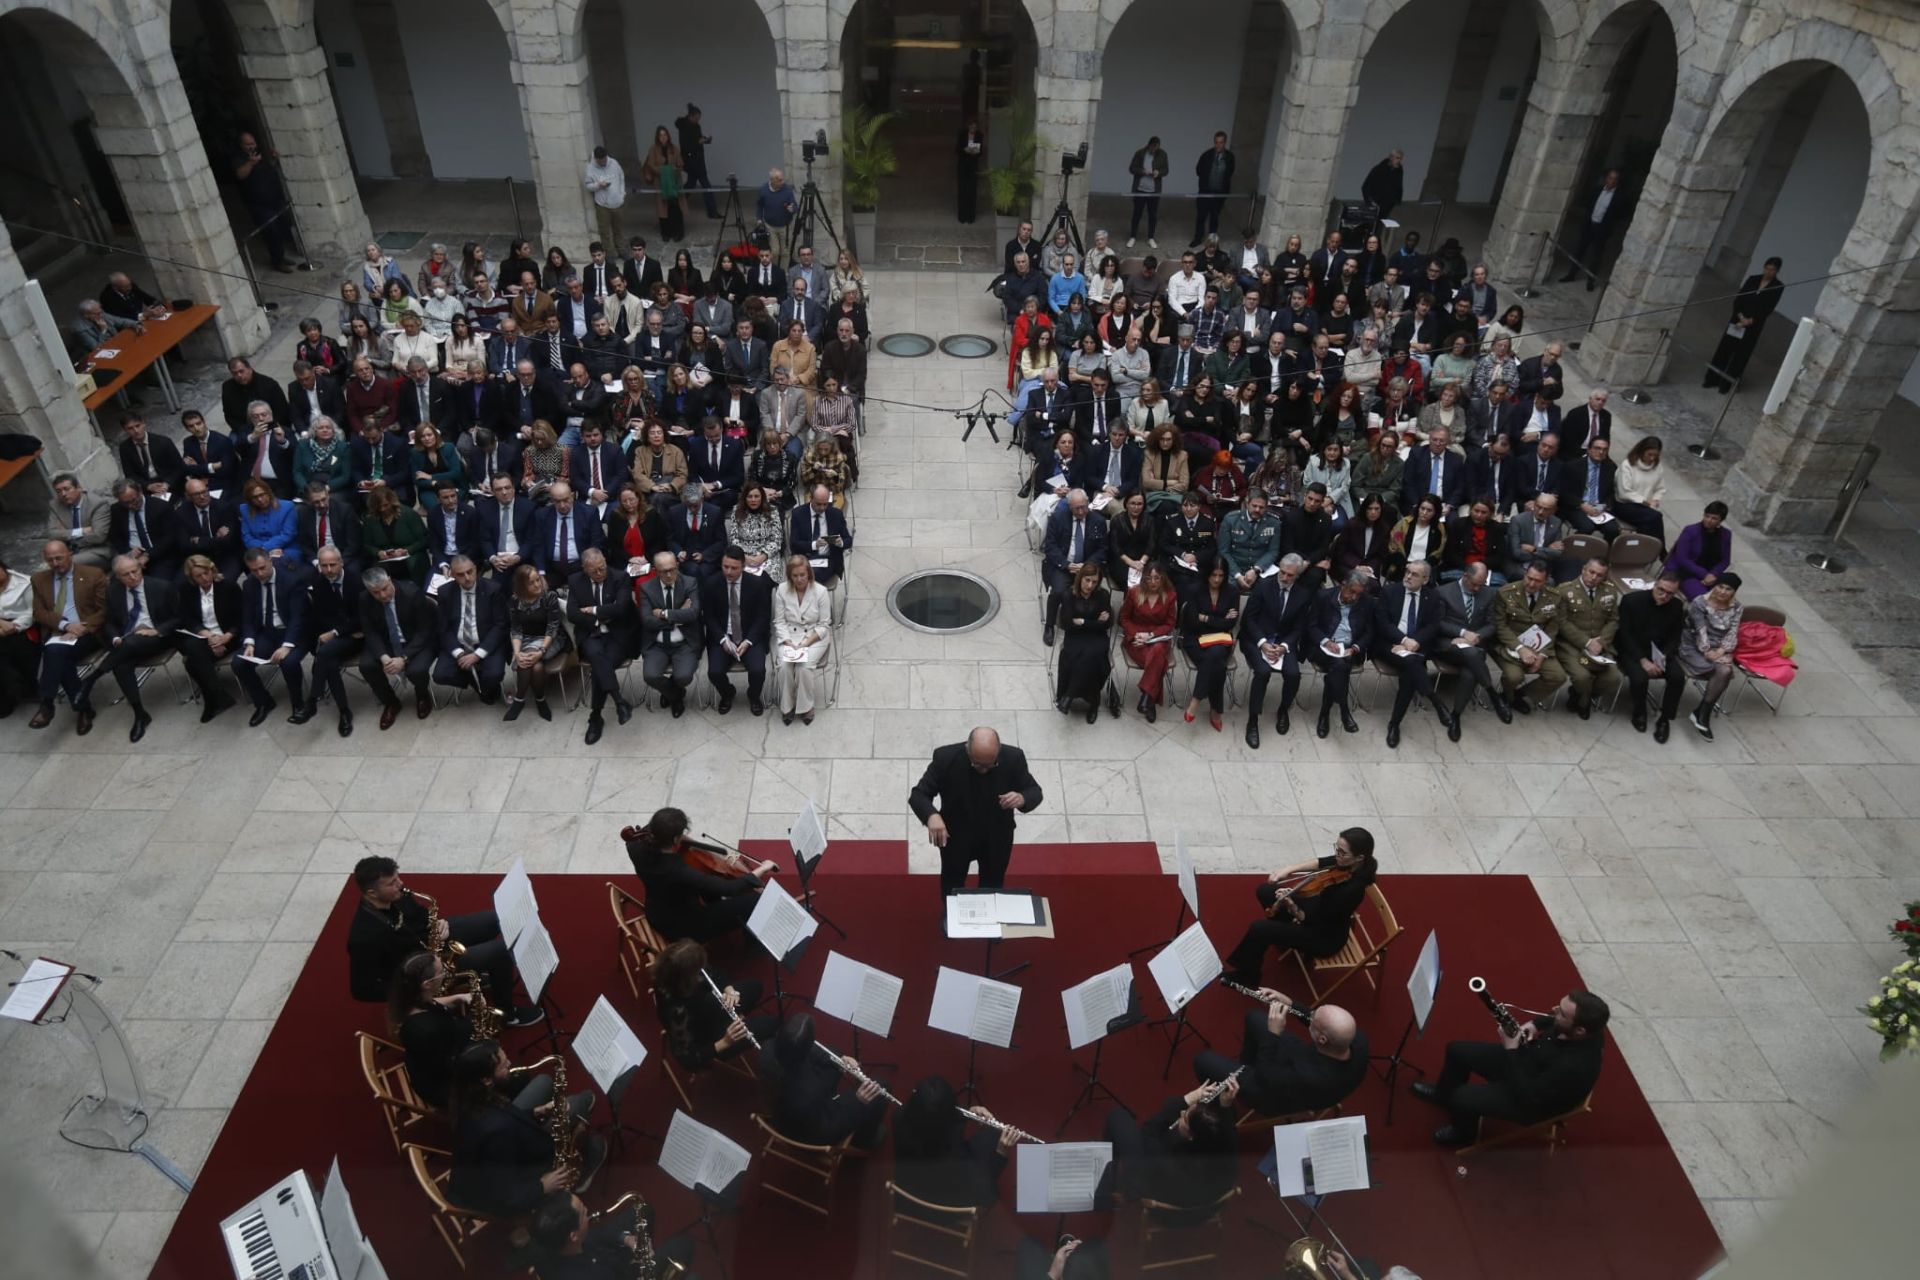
908, 726, 1045, 895
1194, 987, 1367, 1118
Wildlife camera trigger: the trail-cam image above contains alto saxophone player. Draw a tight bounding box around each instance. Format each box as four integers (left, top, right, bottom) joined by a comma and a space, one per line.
446, 1041, 607, 1218
527, 1190, 696, 1279
1413, 989, 1610, 1147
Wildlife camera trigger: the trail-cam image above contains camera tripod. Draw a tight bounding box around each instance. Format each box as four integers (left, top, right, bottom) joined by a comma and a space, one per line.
711, 177, 753, 264
1038, 167, 1085, 260
791, 153, 844, 259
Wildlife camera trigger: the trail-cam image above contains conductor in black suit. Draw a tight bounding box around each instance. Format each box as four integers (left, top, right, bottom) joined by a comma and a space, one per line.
908, 726, 1044, 895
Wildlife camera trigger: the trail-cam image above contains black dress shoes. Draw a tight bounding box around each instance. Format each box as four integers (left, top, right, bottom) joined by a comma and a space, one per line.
749, 696, 765, 716
1654, 717, 1671, 743
129, 712, 152, 743
287, 703, 315, 726
1509, 696, 1531, 716
338, 713, 354, 738
615, 699, 634, 725
202, 693, 237, 724
1447, 711, 1463, 743
1631, 708, 1648, 733
1244, 719, 1260, 749
1386, 721, 1401, 749
717, 691, 735, 715
585, 715, 604, 745
1275, 707, 1289, 735
1316, 709, 1330, 739
1340, 709, 1359, 734
248, 702, 274, 728
1491, 692, 1513, 724
502, 699, 524, 722
1042, 623, 1056, 647
1410, 1082, 1440, 1104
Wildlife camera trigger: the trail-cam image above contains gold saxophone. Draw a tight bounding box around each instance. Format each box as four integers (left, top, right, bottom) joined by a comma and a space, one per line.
461, 970, 503, 1041
546, 1054, 579, 1183
404, 887, 467, 963
591, 1192, 681, 1279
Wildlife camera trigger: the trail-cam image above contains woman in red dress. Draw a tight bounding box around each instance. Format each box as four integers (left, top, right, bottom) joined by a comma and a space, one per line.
1120, 561, 1177, 721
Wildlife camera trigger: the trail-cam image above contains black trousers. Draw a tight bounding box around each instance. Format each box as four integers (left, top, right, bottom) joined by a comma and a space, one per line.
657, 895, 757, 945
1374, 648, 1435, 725
706, 638, 766, 701
81, 633, 175, 710
233, 630, 308, 709
939, 835, 1013, 894
1226, 882, 1334, 978
432, 648, 507, 701
1130, 195, 1160, 239
448, 910, 518, 1012
1194, 1009, 1288, 1115
1244, 648, 1300, 719
1431, 644, 1496, 714
309, 634, 362, 713
575, 632, 628, 711
1191, 195, 1226, 245
1042, 562, 1070, 628
1625, 653, 1685, 721
0, 632, 38, 713
1182, 639, 1231, 712
1306, 650, 1362, 711
1433, 1038, 1535, 1135
1705, 328, 1761, 390
359, 648, 431, 708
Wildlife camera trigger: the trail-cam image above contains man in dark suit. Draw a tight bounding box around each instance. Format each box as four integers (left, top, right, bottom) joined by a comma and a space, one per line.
554, 279, 603, 343
349, 419, 414, 509
116, 414, 184, 496
220, 356, 291, 434
297, 479, 365, 574
908, 726, 1044, 895
699, 546, 772, 717
1464, 380, 1509, 451
356, 566, 437, 729
1515, 342, 1567, 402
686, 418, 745, 513
566, 549, 636, 742
1194, 994, 1368, 1120
1506, 493, 1571, 582
557, 363, 608, 444
1705, 257, 1784, 391
1190, 132, 1236, 246
746, 247, 785, 300
1071, 370, 1124, 450
1305, 572, 1375, 738
1018, 370, 1076, 474
486, 319, 535, 380
530, 315, 573, 382
775, 277, 825, 346
622, 237, 664, 297
477, 473, 536, 582
1430, 559, 1509, 736
788, 485, 852, 587
1416, 990, 1611, 1146
1280, 484, 1335, 571
630, 310, 676, 385
1558, 387, 1611, 452
461, 428, 522, 496
1401, 426, 1467, 514
1239, 555, 1321, 747
1154, 330, 1203, 395
424, 480, 482, 569
1561, 168, 1627, 288
232, 400, 297, 500
530, 482, 602, 583
433, 554, 508, 706
394, 358, 452, 435
723, 318, 770, 393
1307, 232, 1347, 297
79, 555, 227, 740
1515, 430, 1565, 504
1372, 560, 1454, 749
1616, 570, 1687, 741
287, 361, 348, 435
638, 552, 701, 716
299, 545, 363, 735
495, 361, 564, 441
234, 547, 309, 724
1466, 432, 1522, 519
667, 486, 726, 582
568, 421, 627, 516
1558, 438, 1619, 534
1040, 490, 1108, 646
108, 480, 180, 580
179, 410, 237, 487
176, 478, 244, 581
444, 366, 503, 442
1082, 432, 1144, 501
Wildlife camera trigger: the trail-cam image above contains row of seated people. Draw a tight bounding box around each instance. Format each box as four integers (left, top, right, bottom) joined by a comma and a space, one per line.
2, 494, 848, 740
1036, 483, 1747, 745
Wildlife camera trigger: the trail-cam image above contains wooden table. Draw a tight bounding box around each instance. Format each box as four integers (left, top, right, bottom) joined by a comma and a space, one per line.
82, 303, 222, 413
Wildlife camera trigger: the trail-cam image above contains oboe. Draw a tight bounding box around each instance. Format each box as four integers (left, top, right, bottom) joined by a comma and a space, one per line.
1198, 1065, 1244, 1104
701, 969, 760, 1049
814, 1041, 902, 1105
1220, 980, 1315, 1022
1468, 976, 1523, 1040
961, 1107, 1046, 1145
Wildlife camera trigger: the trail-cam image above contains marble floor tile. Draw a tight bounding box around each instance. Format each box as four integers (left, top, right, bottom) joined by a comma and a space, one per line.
1734, 877, 1858, 943
1571, 873, 1687, 942
176, 873, 298, 944
176, 1017, 273, 1109
92, 752, 203, 811
1609, 943, 1734, 1018
138, 941, 262, 1019
0, 809, 83, 872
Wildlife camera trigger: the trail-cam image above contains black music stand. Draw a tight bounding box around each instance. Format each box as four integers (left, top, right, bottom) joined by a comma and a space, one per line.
792, 847, 848, 941
604, 1064, 664, 1156
1372, 927, 1438, 1125
1370, 1014, 1427, 1127
669, 1171, 745, 1280
1056, 986, 1144, 1137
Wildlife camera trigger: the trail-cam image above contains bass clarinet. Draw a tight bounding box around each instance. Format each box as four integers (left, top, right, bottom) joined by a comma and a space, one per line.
1467, 976, 1524, 1040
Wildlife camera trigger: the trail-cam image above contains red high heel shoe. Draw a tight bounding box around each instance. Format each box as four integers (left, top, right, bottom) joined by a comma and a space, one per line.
1209, 713, 1223, 732
1183, 709, 1196, 723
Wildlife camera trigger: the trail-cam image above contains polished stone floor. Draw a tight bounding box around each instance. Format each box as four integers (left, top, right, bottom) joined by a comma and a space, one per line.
1, 265, 1915, 1279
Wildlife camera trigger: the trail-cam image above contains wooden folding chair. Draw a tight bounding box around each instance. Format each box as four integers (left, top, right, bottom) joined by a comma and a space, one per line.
607, 881, 668, 1002
1294, 883, 1402, 1005
1455, 1091, 1594, 1156
402, 1142, 493, 1271
1237, 1100, 1340, 1132
884, 1181, 980, 1278
1728, 605, 1791, 714
751, 1114, 853, 1216
1139, 1185, 1242, 1272
356, 1030, 437, 1154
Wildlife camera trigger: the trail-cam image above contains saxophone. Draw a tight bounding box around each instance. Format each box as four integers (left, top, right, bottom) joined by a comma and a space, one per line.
590, 1192, 674, 1279
404, 886, 467, 963
507, 1055, 579, 1183
461, 970, 503, 1041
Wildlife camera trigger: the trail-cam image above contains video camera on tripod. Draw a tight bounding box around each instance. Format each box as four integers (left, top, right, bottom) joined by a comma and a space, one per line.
1059, 141, 1088, 177
1039, 141, 1090, 258
801, 129, 830, 167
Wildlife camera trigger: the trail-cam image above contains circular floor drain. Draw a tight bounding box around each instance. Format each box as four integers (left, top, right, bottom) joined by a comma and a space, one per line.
886, 570, 1001, 635
939, 334, 998, 358
876, 332, 936, 358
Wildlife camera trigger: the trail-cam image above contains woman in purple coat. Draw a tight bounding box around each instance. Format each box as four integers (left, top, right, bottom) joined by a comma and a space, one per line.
1667, 501, 1732, 599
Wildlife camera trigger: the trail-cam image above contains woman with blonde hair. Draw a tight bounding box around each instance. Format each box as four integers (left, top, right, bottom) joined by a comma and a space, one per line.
773, 555, 832, 725
504, 563, 569, 721
361, 483, 428, 581
830, 248, 868, 306
642, 124, 687, 243
239, 477, 301, 567
520, 420, 567, 500
799, 436, 851, 509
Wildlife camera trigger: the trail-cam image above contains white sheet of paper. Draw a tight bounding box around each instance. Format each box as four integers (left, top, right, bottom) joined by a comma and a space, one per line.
1261, 562, 1281, 577
491, 858, 537, 946
746, 878, 817, 963
1175, 833, 1200, 921
44, 636, 77, 647
1649, 643, 1666, 666
1062, 962, 1132, 1051
510, 915, 558, 1003
573, 994, 649, 1094
993, 894, 1037, 925
1623, 576, 1653, 592
789, 800, 828, 867
814, 951, 905, 1039
320, 1157, 366, 1280
928, 966, 1022, 1048
1172, 919, 1222, 988
1516, 625, 1550, 651
944, 894, 1002, 939
660, 1109, 752, 1195
236, 653, 271, 665
1272, 1115, 1370, 1196
1127, 565, 1143, 588
426, 573, 452, 596
1144, 946, 1194, 1017
779, 645, 809, 663
1016, 1142, 1113, 1213
1, 958, 74, 1022
1587, 652, 1617, 665
1090, 492, 1112, 512
1408, 930, 1441, 1032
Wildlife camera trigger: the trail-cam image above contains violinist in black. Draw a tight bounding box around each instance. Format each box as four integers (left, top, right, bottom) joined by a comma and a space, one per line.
1223, 826, 1377, 985
623, 806, 775, 943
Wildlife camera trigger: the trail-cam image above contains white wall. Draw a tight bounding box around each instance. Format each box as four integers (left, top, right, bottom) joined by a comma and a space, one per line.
1336, 0, 1470, 199
394, 0, 532, 180
314, 0, 393, 178
1091, 0, 1253, 197
1454, 3, 1536, 203
620, 0, 781, 190
1743, 72, 1868, 325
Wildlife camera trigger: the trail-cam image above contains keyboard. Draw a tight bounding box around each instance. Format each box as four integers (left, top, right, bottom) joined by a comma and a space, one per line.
220, 1170, 334, 1280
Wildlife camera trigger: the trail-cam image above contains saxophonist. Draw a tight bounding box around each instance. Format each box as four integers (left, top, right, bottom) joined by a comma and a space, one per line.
528, 1190, 695, 1279
447, 1041, 607, 1217
346, 855, 545, 1029
388, 952, 479, 1110
1194, 987, 1366, 1118
1413, 989, 1610, 1147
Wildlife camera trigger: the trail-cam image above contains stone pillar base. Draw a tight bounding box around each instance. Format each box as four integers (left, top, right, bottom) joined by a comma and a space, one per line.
1724, 464, 1842, 538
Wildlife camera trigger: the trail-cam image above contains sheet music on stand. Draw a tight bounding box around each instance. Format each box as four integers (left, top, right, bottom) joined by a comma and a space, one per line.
510, 915, 559, 1004
573, 995, 649, 1093
1145, 920, 1220, 1013
1014, 1142, 1113, 1213
1, 957, 74, 1022
747, 878, 818, 966
1062, 962, 1133, 1051
814, 951, 904, 1038
660, 1109, 752, 1194
1174, 833, 1200, 921
491, 858, 538, 947
1408, 930, 1441, 1031
1272, 1115, 1370, 1196
944, 893, 1000, 939
789, 800, 829, 869
928, 966, 1022, 1049
321, 1157, 381, 1280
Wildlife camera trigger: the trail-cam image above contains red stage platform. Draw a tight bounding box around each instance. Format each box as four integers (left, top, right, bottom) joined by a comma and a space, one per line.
148, 847, 1723, 1279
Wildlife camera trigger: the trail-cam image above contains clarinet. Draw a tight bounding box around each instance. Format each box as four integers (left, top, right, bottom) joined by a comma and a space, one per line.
701, 969, 760, 1049
1198, 1065, 1244, 1104
960, 1107, 1046, 1145
1468, 976, 1524, 1040
1220, 979, 1315, 1022
814, 1041, 903, 1105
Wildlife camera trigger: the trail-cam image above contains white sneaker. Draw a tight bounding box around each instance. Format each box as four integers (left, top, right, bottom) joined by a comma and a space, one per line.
1126, 237, 1137, 249
1148, 238, 1159, 250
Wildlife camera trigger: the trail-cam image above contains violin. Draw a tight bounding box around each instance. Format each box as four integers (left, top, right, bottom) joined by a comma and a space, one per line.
1268, 865, 1353, 922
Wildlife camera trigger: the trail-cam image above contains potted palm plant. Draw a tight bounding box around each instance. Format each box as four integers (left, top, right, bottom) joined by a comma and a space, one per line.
989, 105, 1039, 243
839, 106, 898, 263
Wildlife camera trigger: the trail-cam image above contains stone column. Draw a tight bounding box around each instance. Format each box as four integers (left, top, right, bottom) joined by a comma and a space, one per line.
1257, 11, 1365, 248
110, 15, 270, 355
1227, 2, 1286, 203
582, 0, 637, 169
1420, 0, 1507, 203
346, 0, 433, 180
778, 0, 842, 224
1477, 56, 1589, 284
0, 232, 111, 486
505, 0, 599, 255
1036, 0, 1100, 230
231, 0, 376, 265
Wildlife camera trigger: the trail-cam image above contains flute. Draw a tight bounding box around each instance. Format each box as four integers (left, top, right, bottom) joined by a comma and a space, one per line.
815, 1041, 903, 1106
1198, 1065, 1244, 1104
960, 1107, 1046, 1145
701, 969, 760, 1049
1220, 980, 1315, 1022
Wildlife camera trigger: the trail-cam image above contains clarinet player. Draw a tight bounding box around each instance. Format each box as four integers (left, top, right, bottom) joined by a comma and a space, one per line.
1414, 989, 1610, 1146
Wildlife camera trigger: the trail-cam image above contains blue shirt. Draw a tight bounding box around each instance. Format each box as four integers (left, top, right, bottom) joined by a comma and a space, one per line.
756, 183, 797, 228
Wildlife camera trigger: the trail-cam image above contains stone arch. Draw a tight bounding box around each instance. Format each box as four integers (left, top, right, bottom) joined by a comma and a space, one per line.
1356, 0, 1579, 74
1696, 20, 1904, 179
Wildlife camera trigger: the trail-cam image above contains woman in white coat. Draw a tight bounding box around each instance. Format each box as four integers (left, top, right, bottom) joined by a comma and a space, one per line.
774, 554, 832, 724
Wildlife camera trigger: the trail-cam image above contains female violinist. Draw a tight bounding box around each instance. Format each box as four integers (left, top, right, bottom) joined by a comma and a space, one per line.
622, 806, 776, 943
1222, 827, 1377, 986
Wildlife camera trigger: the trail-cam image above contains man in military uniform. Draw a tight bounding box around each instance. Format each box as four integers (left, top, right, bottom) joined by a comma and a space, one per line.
1218, 491, 1283, 591
1555, 557, 1623, 719
1492, 559, 1564, 715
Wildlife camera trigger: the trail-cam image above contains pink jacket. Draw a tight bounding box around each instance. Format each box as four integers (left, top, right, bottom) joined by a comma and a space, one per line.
1734, 620, 1797, 686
